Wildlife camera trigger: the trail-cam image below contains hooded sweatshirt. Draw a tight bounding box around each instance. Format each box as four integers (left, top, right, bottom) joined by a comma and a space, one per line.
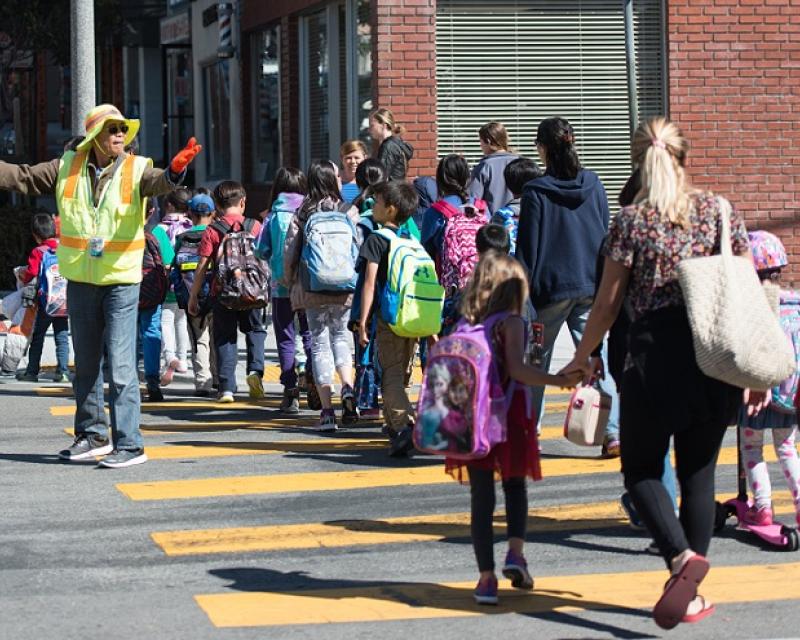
468, 150, 519, 215
517, 169, 609, 309
377, 136, 414, 181
254, 192, 305, 297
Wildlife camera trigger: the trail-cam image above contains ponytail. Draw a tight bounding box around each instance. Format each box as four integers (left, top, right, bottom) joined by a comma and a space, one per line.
370, 107, 405, 138
435, 154, 470, 203
536, 117, 582, 180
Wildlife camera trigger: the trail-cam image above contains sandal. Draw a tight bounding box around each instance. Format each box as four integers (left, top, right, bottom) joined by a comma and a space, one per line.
681, 595, 715, 624
652, 554, 710, 630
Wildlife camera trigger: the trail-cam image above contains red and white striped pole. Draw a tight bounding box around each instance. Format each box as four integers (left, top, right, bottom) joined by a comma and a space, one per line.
217, 2, 234, 59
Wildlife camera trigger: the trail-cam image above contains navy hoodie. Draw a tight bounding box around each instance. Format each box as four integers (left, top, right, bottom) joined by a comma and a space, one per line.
517, 169, 609, 309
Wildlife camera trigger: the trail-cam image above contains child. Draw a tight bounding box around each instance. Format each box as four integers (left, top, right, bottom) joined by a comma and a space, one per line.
283, 161, 360, 430
450, 251, 577, 605
189, 181, 267, 403
492, 157, 542, 256
254, 166, 312, 414
469, 121, 520, 215
172, 192, 218, 396
16, 213, 69, 382
738, 231, 800, 528
358, 181, 422, 456
475, 224, 511, 256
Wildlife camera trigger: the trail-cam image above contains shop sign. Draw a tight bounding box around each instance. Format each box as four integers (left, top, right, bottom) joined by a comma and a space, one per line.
160, 12, 191, 45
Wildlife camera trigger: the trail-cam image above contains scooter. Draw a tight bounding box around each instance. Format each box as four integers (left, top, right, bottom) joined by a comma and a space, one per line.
722, 426, 799, 551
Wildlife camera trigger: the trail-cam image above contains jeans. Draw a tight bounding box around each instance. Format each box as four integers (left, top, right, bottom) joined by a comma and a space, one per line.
213, 302, 266, 393
67, 281, 143, 451
25, 310, 69, 375
138, 305, 162, 382
272, 297, 312, 389
161, 301, 190, 365
306, 305, 353, 387
531, 296, 620, 439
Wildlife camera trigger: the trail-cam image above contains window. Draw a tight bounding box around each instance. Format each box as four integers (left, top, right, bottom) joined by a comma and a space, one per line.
436, 0, 666, 203
299, 0, 373, 167
250, 25, 281, 183
203, 60, 232, 179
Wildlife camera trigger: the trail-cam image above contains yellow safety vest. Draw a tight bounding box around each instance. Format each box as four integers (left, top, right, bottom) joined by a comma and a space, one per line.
55, 150, 151, 285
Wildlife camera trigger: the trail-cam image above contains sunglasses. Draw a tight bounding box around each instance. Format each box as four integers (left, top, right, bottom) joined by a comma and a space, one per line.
106, 123, 129, 135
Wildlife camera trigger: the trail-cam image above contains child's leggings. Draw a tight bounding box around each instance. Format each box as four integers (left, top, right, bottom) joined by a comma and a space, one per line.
468, 468, 527, 572
306, 305, 352, 387
741, 425, 800, 519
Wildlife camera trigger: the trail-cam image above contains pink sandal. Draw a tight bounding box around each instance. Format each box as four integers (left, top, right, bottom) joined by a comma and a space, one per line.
652, 554, 710, 630
681, 595, 715, 624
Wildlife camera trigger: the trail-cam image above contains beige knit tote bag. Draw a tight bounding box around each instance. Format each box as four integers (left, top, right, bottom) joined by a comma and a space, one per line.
676, 197, 795, 391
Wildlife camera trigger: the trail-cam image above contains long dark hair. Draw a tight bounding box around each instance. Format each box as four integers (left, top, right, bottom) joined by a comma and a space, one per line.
353, 158, 388, 210
435, 154, 470, 203
268, 167, 307, 209
305, 161, 341, 206
536, 117, 582, 180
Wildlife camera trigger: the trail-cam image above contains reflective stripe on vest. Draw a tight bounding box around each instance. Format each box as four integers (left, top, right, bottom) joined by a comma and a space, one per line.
55, 151, 151, 285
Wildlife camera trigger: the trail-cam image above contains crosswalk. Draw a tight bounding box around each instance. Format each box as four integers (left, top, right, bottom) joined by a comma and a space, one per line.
41, 380, 800, 634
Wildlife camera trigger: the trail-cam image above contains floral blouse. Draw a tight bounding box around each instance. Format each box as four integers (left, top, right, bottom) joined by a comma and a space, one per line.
603, 193, 750, 319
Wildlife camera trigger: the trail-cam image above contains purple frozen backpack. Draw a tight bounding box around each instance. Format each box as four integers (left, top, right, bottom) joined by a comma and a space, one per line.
414, 312, 511, 459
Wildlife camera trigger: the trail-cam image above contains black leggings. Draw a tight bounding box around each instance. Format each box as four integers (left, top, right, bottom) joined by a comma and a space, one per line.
620, 368, 729, 568
468, 468, 527, 572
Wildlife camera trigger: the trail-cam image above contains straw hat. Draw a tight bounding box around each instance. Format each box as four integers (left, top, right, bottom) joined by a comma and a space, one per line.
76, 104, 140, 152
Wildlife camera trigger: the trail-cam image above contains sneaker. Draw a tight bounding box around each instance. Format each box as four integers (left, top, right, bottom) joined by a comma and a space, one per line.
602, 436, 621, 458
247, 372, 265, 399
218, 391, 235, 404
360, 407, 381, 419
52, 371, 70, 383
502, 550, 534, 590
341, 385, 359, 425
313, 409, 337, 432
160, 358, 180, 386
176, 360, 189, 374
473, 575, 498, 605
306, 380, 322, 411
280, 387, 301, 414
146, 381, 164, 403
16, 372, 38, 382
389, 425, 414, 457
743, 505, 773, 527
645, 541, 661, 555
620, 492, 645, 531
59, 435, 112, 461
97, 448, 148, 468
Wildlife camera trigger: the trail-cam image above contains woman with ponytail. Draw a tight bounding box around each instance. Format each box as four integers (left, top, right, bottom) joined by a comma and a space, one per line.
369, 108, 414, 181
561, 118, 751, 630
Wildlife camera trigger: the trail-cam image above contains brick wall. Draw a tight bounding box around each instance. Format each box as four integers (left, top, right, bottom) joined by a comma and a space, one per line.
668, 0, 800, 280
373, 0, 438, 177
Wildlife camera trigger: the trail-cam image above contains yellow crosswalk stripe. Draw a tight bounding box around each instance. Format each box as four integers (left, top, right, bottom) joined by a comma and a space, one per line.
152, 492, 799, 556
142, 438, 388, 460
194, 561, 800, 627
117, 445, 775, 501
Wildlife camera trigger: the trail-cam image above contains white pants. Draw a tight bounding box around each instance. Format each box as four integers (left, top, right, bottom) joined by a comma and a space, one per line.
161, 301, 190, 366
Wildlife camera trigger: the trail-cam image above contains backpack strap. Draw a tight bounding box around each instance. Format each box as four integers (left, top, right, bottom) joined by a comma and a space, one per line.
375, 227, 397, 242
210, 219, 233, 236
431, 199, 461, 220
243, 217, 257, 235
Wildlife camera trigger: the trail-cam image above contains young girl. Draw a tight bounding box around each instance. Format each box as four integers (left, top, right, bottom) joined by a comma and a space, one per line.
283, 161, 361, 430
449, 252, 578, 605
340, 139, 368, 203
468, 121, 519, 215
254, 166, 312, 415
738, 231, 800, 528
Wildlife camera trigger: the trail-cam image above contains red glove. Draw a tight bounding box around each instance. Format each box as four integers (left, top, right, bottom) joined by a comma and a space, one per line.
170, 137, 203, 174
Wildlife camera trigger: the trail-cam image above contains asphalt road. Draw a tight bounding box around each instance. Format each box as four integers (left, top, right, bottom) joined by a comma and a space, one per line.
2, 361, 800, 640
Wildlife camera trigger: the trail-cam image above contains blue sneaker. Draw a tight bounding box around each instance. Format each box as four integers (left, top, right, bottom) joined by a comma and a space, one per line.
502, 550, 534, 590
473, 575, 498, 605
620, 492, 645, 531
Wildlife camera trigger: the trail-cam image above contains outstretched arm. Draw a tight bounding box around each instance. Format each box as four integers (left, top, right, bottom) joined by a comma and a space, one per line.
0, 158, 59, 196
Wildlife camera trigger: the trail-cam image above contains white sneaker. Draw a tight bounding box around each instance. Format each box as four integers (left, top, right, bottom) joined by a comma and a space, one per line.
218, 391, 235, 404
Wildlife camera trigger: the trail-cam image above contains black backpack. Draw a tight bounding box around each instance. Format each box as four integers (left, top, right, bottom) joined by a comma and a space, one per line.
139, 231, 169, 310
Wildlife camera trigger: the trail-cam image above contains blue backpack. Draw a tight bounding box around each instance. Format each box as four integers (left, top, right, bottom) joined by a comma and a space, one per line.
37, 247, 68, 317
299, 209, 359, 294
255, 208, 294, 287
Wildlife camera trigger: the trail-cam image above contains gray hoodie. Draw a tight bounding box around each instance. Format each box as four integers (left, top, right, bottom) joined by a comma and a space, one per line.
468, 151, 519, 214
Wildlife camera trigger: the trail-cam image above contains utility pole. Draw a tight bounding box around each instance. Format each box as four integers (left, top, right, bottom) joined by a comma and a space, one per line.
70, 0, 96, 134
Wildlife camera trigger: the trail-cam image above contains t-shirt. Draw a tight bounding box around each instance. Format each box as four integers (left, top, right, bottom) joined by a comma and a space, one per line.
359, 229, 392, 292
603, 193, 749, 319
198, 214, 262, 259
341, 181, 360, 203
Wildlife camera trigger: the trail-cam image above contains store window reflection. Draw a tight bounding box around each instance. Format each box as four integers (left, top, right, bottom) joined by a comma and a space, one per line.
251, 26, 280, 183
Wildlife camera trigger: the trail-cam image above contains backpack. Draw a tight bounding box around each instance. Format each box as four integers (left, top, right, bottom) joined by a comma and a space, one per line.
491, 203, 520, 256
433, 198, 488, 292
37, 246, 68, 317
376, 228, 444, 338
255, 207, 294, 285
160, 214, 193, 243
170, 228, 212, 314
299, 209, 359, 294
139, 231, 169, 310
212, 218, 270, 310
770, 290, 800, 413
414, 313, 510, 459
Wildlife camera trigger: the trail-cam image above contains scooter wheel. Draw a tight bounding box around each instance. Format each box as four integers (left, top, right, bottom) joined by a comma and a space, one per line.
780, 526, 800, 552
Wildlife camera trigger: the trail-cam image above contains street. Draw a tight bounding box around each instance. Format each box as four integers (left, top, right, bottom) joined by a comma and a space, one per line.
2, 341, 799, 640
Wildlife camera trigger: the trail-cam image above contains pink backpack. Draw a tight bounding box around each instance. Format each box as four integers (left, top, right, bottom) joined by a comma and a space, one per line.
160, 214, 193, 243
414, 312, 510, 460
433, 198, 488, 292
